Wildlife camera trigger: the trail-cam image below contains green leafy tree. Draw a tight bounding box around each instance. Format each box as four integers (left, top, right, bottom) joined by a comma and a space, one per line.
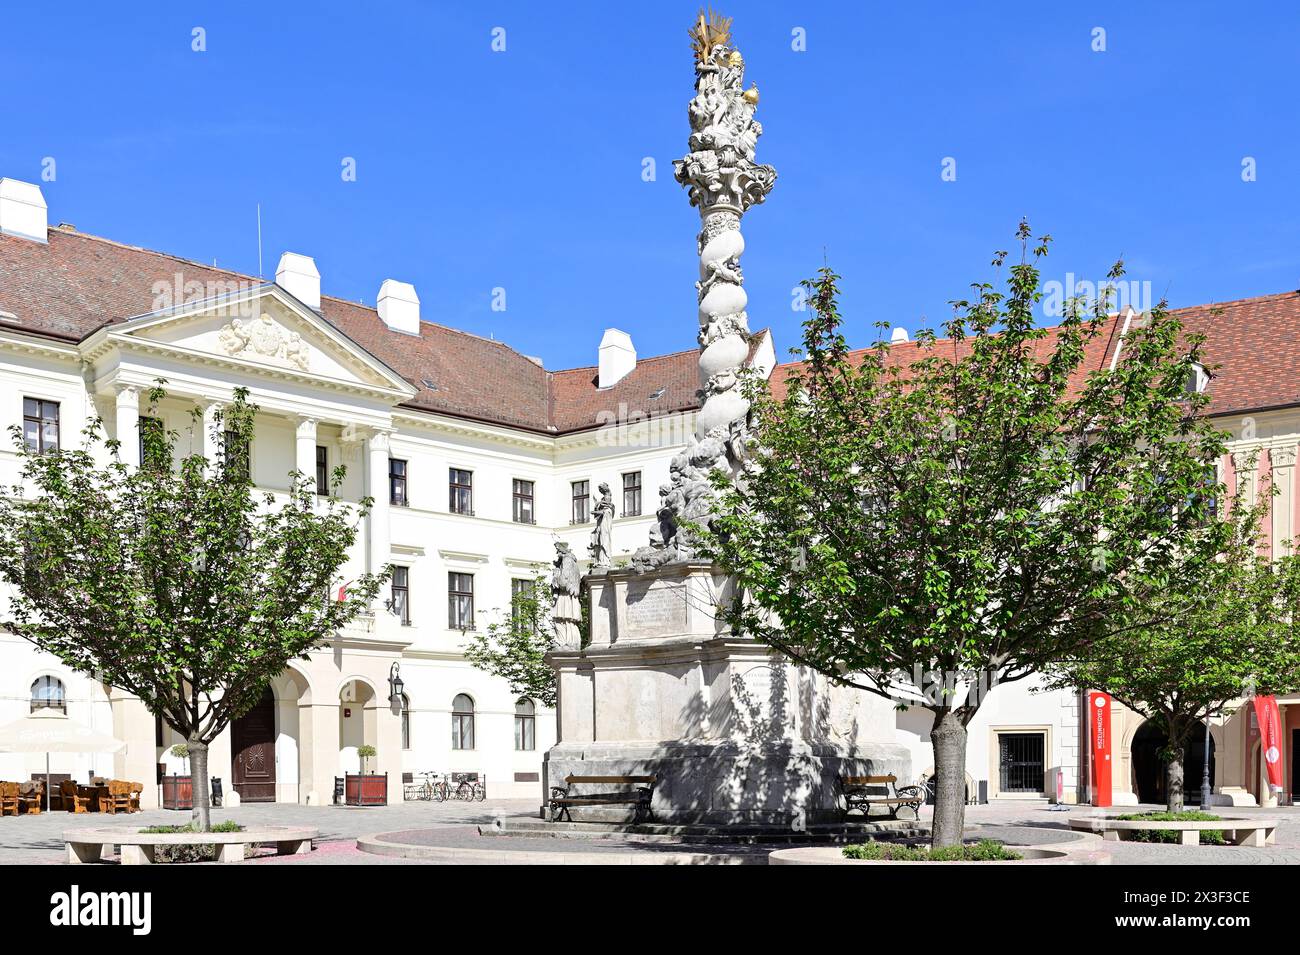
0, 385, 385, 830
1047, 474, 1300, 811
702, 224, 1229, 847
463, 575, 570, 708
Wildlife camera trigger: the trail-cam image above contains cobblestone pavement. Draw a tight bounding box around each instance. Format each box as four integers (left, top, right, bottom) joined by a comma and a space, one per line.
3, 797, 1298, 865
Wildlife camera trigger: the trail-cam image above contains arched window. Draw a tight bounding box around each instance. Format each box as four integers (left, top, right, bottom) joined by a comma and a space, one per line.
514, 698, 536, 751
451, 694, 475, 750
31, 675, 66, 714
400, 694, 411, 751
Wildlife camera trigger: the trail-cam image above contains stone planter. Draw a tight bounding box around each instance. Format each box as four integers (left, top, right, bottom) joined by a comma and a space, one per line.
770, 844, 1109, 865
1068, 814, 1278, 847
344, 773, 388, 806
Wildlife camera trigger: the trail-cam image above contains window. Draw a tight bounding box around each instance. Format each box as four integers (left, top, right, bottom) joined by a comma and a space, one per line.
622, 471, 642, 517
223, 429, 250, 483
1186, 362, 1209, 395
571, 480, 590, 524
997, 732, 1046, 793
389, 458, 408, 507
30, 675, 66, 714
391, 566, 410, 625
451, 694, 475, 750
514, 698, 536, 751
511, 577, 535, 631
22, 398, 59, 453
400, 694, 411, 750
512, 479, 535, 524
449, 468, 473, 515
448, 572, 474, 630
315, 445, 329, 495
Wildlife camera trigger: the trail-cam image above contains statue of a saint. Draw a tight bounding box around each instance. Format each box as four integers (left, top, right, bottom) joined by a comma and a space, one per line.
588, 482, 615, 568
551, 541, 582, 650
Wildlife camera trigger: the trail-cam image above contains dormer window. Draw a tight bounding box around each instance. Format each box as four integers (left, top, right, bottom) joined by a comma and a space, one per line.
1185, 362, 1209, 395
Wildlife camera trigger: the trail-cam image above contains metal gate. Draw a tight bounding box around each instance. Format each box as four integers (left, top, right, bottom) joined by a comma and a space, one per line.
998, 732, 1045, 793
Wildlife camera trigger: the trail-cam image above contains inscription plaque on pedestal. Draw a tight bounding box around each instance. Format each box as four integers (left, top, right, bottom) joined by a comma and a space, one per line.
625, 578, 688, 638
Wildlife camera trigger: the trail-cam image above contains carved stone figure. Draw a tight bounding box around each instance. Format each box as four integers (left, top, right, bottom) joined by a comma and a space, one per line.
551, 542, 582, 650
588, 482, 615, 568
216, 313, 310, 371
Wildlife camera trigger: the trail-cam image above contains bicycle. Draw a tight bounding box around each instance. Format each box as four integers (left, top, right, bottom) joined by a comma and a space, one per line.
450, 772, 486, 801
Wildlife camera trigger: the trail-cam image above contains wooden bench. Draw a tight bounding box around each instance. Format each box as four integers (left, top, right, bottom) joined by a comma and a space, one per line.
840, 775, 925, 820
549, 775, 656, 823
63, 826, 318, 865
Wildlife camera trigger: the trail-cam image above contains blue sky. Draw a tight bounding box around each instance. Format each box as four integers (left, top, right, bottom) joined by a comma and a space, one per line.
3, 1, 1298, 369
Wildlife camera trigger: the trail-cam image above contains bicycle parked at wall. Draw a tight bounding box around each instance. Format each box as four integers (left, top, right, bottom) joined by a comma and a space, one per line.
450, 772, 486, 801
404, 771, 449, 801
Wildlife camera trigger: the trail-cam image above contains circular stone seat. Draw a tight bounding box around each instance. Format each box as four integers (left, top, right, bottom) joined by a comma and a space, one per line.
62, 825, 318, 865
1067, 815, 1277, 847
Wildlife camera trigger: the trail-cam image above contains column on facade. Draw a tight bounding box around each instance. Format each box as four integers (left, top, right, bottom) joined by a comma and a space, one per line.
198, 400, 224, 464
114, 385, 140, 468
366, 429, 392, 591
1271, 446, 1296, 556
295, 416, 318, 492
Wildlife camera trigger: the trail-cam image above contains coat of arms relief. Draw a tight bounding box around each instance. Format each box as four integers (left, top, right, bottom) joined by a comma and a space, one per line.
216, 314, 311, 371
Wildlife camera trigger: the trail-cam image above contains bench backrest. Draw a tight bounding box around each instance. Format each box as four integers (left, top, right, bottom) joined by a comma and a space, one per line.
564, 775, 656, 785
840, 775, 896, 786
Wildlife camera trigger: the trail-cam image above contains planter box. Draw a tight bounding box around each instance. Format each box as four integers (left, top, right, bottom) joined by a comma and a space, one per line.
345, 773, 387, 806
160, 775, 193, 811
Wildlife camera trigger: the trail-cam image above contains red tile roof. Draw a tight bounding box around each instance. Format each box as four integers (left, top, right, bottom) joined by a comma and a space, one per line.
4, 226, 1299, 433
0, 228, 704, 434
772, 294, 1300, 420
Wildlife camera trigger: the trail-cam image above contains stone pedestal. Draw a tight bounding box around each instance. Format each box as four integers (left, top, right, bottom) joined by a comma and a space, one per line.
544, 562, 909, 825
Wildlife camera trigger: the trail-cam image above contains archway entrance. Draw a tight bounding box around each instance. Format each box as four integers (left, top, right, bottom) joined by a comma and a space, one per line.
339, 679, 378, 774
231, 686, 277, 802
1131, 719, 1214, 805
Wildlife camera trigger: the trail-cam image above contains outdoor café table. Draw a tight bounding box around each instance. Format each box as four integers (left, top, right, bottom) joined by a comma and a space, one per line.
78, 786, 108, 812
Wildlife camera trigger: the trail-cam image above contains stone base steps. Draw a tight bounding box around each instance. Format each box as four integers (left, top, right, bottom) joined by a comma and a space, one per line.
481, 816, 922, 845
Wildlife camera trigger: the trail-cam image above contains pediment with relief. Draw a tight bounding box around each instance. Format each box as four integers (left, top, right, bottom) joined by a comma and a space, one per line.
105, 290, 414, 398
216, 313, 311, 370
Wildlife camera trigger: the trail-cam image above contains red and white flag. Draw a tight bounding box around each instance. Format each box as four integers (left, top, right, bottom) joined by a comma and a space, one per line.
1253, 694, 1284, 793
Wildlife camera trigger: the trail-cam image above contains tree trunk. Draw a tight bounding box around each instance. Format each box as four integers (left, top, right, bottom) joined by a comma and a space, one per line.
189, 739, 212, 832
929, 709, 968, 849
1165, 744, 1185, 813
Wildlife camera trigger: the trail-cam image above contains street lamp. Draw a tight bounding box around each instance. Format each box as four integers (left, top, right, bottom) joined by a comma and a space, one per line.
388, 662, 404, 706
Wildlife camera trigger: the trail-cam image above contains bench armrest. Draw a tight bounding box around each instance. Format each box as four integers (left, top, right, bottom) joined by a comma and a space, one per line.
549, 787, 569, 799
894, 785, 924, 800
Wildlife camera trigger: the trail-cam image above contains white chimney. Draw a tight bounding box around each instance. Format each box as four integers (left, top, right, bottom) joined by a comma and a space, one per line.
377, 279, 421, 335
890, 327, 909, 343
0, 179, 48, 243
275, 252, 321, 310
598, 328, 636, 387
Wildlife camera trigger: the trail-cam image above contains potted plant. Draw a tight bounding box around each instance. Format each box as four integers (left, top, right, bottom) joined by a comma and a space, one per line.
161, 743, 194, 810
345, 745, 386, 806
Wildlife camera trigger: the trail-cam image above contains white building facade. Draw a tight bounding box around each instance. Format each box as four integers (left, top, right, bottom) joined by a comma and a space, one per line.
4, 177, 1300, 812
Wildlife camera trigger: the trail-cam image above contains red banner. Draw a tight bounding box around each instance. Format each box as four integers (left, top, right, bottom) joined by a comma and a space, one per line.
1089, 691, 1112, 807
1253, 694, 1284, 793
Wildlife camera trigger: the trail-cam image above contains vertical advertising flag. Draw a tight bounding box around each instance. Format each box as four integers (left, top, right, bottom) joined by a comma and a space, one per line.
1252, 694, 1284, 793
1089, 691, 1112, 807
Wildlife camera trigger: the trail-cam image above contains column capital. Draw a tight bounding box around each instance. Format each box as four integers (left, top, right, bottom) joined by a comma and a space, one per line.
296, 415, 319, 439
1271, 445, 1297, 468
368, 428, 392, 453
114, 384, 141, 406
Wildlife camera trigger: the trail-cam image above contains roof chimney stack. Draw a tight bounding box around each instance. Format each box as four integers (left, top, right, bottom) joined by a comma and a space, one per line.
0, 179, 48, 243
598, 328, 636, 388
377, 279, 421, 335
890, 327, 909, 343
275, 252, 320, 310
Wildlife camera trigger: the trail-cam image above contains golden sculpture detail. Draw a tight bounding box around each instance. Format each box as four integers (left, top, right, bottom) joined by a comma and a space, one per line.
689, 8, 733, 64
743, 85, 759, 105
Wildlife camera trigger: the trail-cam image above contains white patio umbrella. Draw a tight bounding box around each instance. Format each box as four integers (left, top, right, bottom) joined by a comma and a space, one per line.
0, 709, 126, 811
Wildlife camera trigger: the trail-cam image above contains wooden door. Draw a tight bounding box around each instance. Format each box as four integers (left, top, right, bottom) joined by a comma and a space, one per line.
232, 687, 277, 802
